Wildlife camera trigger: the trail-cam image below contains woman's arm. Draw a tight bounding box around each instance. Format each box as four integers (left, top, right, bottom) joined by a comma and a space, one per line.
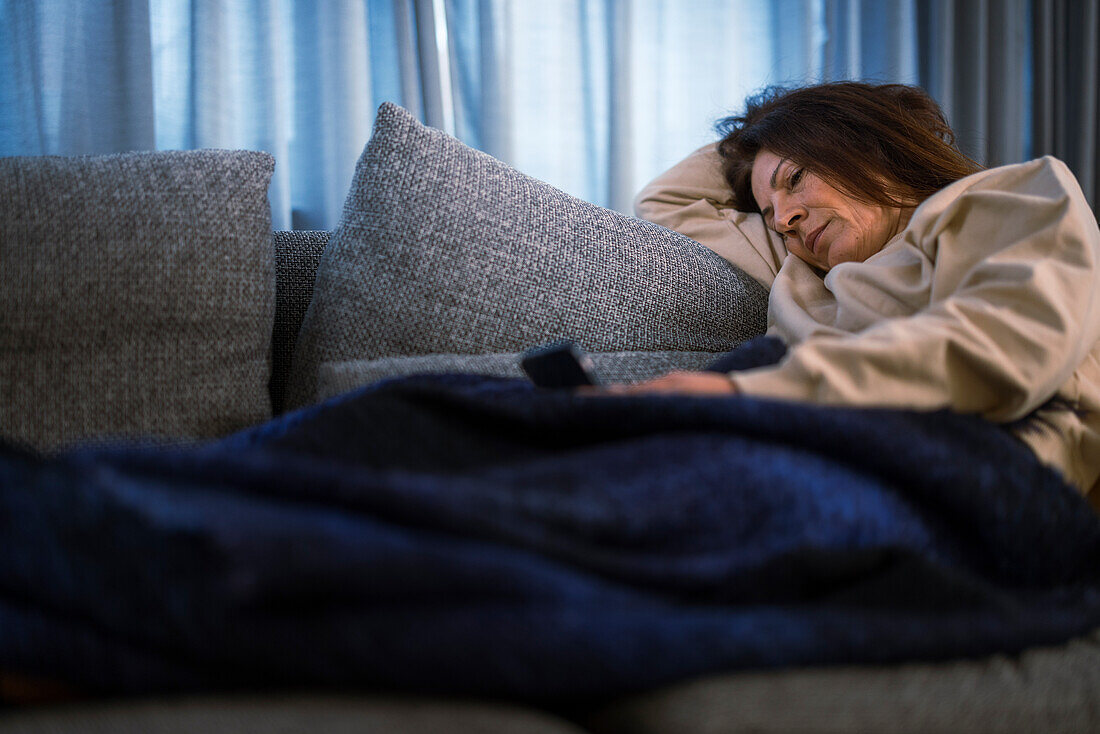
600, 371, 739, 396
732, 157, 1100, 421
634, 144, 786, 289
615, 157, 1100, 413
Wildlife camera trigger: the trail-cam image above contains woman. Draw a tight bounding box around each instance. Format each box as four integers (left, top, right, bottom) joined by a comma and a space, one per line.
616, 81, 1100, 502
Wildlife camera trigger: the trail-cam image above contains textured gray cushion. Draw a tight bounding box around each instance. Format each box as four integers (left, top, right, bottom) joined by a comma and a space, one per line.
0, 695, 587, 734
316, 351, 721, 401
272, 230, 329, 414
587, 628, 1100, 734
287, 102, 767, 409
0, 150, 276, 450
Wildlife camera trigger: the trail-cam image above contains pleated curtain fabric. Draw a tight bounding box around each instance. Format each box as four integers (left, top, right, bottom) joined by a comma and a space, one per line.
0, 0, 156, 155
1031, 0, 1100, 213
6, 1, 1096, 224
820, 0, 919, 83
915, 0, 1032, 169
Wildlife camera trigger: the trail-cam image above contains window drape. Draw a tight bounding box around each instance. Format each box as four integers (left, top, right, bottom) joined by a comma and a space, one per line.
1, 0, 156, 154
1031, 0, 1099, 209
3, 1, 1092, 227
916, 0, 1032, 168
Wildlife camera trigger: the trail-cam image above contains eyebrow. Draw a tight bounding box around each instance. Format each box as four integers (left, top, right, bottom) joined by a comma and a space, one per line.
770, 158, 784, 189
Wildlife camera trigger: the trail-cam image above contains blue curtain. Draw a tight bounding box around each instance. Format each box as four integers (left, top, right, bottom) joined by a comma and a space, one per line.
917, 0, 1032, 169
147, 0, 427, 229
4, 0, 986, 229
1, 0, 156, 154
1031, 0, 1099, 211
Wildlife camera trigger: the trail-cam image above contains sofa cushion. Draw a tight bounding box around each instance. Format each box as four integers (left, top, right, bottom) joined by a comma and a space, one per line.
0, 150, 276, 450
287, 102, 767, 409
586, 627, 1100, 734
272, 230, 329, 414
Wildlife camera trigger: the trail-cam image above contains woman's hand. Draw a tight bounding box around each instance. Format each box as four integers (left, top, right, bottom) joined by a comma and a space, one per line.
584, 371, 739, 396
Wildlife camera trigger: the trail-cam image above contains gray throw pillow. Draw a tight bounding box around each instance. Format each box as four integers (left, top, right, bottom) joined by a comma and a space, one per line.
288, 102, 767, 409
0, 150, 276, 450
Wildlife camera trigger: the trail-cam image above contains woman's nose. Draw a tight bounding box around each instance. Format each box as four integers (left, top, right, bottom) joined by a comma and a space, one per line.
774, 198, 805, 233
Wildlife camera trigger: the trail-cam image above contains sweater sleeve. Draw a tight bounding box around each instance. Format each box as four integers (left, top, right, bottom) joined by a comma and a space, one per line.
732, 157, 1100, 422
633, 143, 786, 289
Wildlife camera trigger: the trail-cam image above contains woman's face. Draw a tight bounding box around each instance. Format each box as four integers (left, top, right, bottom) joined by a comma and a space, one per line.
750, 150, 912, 271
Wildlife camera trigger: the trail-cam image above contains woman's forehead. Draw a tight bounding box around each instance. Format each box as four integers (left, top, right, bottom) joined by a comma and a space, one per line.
748, 149, 792, 212
750, 150, 786, 204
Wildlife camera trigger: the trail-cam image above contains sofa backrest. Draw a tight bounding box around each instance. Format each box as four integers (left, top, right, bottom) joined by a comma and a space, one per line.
272, 230, 329, 414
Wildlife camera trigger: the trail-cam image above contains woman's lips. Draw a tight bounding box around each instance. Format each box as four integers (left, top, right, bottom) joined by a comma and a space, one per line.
806, 223, 827, 254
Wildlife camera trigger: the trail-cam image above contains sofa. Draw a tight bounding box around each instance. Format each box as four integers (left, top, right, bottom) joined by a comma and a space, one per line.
2, 102, 1100, 733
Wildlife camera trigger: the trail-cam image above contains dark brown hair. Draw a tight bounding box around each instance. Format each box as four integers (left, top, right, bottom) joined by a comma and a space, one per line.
716, 82, 983, 211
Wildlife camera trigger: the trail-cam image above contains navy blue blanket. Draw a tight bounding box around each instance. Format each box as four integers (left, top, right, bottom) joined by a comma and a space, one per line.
3, 340, 1100, 700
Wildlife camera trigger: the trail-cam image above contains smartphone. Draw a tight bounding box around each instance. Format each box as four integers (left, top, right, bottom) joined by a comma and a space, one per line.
520, 340, 602, 388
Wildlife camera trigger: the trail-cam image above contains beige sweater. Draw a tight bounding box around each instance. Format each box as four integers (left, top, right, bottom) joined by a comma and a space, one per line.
635, 144, 1100, 499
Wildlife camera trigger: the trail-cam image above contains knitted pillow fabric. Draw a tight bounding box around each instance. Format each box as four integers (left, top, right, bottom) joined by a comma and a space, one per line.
0, 150, 276, 450
288, 102, 768, 409
272, 229, 329, 414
